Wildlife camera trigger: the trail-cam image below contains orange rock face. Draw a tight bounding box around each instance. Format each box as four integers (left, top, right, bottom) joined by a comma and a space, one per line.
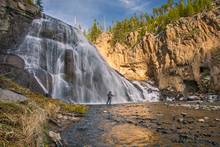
95, 6, 220, 93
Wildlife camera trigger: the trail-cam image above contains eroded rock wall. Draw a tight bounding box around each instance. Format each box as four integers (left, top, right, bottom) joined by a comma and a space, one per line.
0, 0, 39, 52
0, 0, 42, 94
96, 32, 150, 81
95, 6, 220, 94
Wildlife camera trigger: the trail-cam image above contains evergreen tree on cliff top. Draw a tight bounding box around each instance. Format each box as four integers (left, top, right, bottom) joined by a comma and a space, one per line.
36, 0, 43, 12
87, 20, 102, 43
185, 0, 194, 16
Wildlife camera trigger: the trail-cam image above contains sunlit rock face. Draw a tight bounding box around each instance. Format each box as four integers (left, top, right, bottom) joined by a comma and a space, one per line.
95, 7, 220, 94
4, 15, 159, 103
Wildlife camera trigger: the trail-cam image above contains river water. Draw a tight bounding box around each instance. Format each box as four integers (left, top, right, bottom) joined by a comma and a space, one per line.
61, 102, 220, 146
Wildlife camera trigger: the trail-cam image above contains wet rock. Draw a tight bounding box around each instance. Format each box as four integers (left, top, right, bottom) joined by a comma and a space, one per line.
194, 105, 200, 110
0, 54, 25, 69
48, 131, 62, 146
177, 118, 184, 123
206, 95, 219, 102
187, 96, 201, 101
185, 117, 195, 124
181, 113, 187, 117
198, 119, 205, 123
63, 116, 68, 120
203, 133, 211, 137
157, 128, 169, 134
127, 120, 135, 124
138, 120, 144, 124
77, 126, 88, 131
57, 114, 63, 119
156, 122, 162, 126
178, 134, 188, 143
64, 49, 75, 80
215, 118, 220, 121
49, 119, 62, 128
70, 117, 80, 121
204, 117, 209, 120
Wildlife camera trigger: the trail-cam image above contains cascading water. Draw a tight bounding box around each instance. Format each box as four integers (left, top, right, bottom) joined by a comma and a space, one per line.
8, 15, 159, 104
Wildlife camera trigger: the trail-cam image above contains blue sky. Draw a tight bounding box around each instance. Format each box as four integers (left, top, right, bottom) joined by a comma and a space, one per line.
43, 0, 169, 29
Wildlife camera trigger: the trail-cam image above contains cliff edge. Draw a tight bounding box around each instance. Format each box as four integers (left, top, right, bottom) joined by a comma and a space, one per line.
95, 5, 220, 95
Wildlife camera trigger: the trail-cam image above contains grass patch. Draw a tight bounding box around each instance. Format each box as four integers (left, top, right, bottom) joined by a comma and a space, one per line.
0, 101, 46, 146
59, 102, 87, 114
0, 76, 87, 115
0, 76, 87, 146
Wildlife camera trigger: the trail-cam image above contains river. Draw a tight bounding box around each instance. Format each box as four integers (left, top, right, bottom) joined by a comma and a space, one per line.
61, 102, 220, 146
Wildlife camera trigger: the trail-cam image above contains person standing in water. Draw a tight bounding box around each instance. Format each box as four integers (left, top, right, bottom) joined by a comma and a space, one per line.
106, 91, 114, 105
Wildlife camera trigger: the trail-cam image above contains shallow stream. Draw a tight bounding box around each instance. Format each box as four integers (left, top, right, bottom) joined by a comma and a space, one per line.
61, 102, 220, 146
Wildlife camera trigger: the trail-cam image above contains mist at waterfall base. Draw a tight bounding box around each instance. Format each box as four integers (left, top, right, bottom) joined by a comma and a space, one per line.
9, 15, 159, 104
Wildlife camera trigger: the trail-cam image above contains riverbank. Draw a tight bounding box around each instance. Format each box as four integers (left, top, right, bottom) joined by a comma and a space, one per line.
0, 76, 87, 146
1, 76, 220, 146
62, 102, 220, 146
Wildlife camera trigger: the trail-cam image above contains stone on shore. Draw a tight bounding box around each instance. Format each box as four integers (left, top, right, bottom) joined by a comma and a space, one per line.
0, 88, 27, 102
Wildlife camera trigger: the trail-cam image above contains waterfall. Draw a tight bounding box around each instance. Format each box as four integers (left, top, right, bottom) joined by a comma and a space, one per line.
8, 15, 159, 104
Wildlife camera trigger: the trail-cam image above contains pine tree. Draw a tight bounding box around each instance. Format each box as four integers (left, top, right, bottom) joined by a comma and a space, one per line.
153, 8, 159, 16
87, 20, 102, 43
179, 0, 185, 17
185, 0, 194, 16
204, 0, 213, 10
167, 0, 174, 9
36, 0, 43, 12
167, 7, 180, 22
193, 0, 200, 13
162, 4, 169, 14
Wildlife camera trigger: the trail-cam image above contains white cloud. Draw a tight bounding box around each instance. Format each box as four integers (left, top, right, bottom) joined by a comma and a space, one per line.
119, 0, 138, 6
119, 0, 150, 13
120, 0, 133, 5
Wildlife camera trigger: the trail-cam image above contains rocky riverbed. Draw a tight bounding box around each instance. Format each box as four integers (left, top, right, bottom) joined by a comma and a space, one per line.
59, 102, 220, 146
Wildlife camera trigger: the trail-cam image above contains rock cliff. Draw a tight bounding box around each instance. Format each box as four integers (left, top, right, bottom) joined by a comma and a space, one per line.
95, 6, 220, 94
0, 0, 39, 52
0, 0, 42, 93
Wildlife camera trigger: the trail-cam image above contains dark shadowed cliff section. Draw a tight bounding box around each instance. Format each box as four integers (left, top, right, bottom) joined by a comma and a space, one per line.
0, 0, 44, 94
0, 0, 39, 52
